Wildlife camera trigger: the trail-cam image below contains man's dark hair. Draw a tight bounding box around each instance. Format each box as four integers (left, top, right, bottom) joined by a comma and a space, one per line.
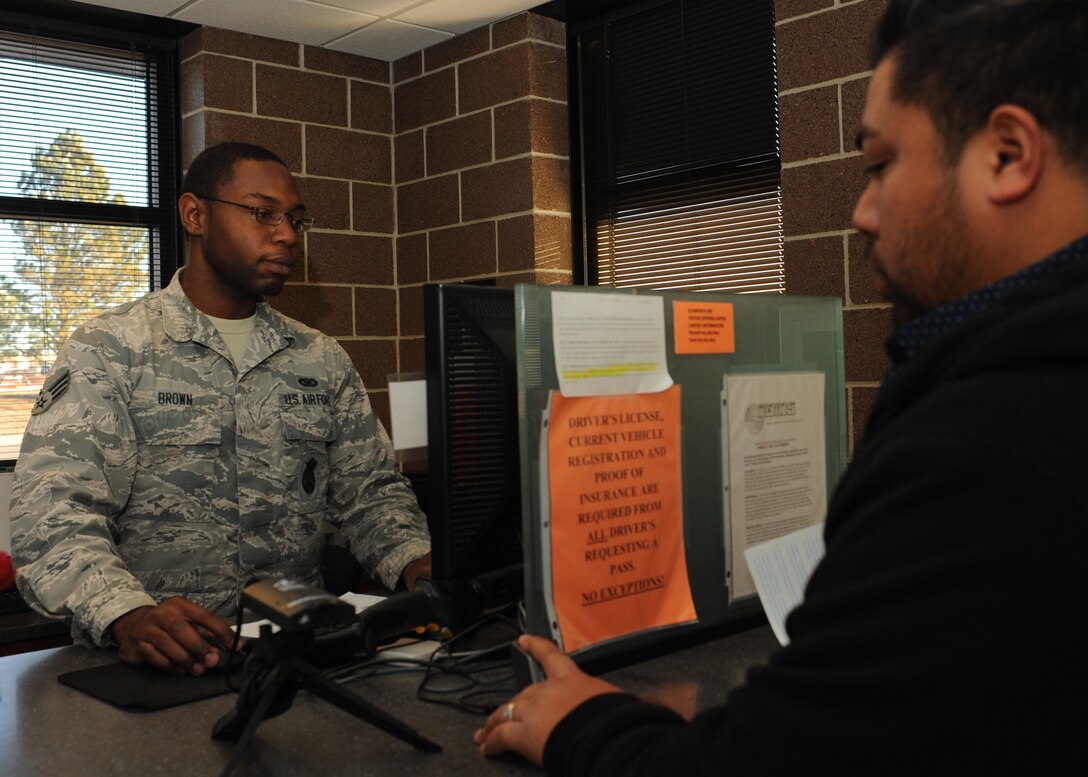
181, 142, 288, 197
873, 0, 1088, 172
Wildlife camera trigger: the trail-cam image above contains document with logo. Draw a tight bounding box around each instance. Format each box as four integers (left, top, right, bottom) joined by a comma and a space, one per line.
723, 372, 827, 601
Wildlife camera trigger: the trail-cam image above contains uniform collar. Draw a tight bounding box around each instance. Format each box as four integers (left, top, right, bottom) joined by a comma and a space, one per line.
160, 268, 295, 358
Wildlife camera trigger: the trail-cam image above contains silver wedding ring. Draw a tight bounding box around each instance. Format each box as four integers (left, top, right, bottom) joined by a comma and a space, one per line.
502, 702, 515, 722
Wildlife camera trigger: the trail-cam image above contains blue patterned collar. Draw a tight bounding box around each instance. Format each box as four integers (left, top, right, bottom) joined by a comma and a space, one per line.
884, 235, 1088, 384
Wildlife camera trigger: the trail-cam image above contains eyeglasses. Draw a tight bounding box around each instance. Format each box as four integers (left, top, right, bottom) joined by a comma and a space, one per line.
196, 194, 316, 234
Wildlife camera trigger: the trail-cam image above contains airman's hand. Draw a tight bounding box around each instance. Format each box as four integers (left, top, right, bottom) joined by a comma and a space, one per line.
110, 597, 237, 676
401, 552, 433, 591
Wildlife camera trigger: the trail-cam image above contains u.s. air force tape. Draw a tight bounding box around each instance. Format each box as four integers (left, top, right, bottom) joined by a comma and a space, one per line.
31, 367, 70, 416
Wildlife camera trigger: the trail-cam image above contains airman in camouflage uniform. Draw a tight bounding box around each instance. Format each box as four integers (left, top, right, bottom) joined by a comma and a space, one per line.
9, 143, 430, 662
10, 271, 429, 646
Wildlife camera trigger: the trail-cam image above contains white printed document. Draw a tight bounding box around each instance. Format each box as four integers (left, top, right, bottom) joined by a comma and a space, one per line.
744, 522, 825, 645
723, 371, 827, 600
551, 291, 673, 397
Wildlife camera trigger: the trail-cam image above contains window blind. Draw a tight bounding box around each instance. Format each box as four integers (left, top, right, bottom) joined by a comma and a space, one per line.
0, 21, 178, 456
579, 0, 782, 292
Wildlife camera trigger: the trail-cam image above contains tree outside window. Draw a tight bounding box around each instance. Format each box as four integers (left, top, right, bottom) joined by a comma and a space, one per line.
0, 26, 178, 457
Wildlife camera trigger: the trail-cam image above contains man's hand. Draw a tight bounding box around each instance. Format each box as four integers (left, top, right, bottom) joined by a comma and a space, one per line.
109, 597, 237, 676
474, 634, 622, 765
400, 551, 432, 591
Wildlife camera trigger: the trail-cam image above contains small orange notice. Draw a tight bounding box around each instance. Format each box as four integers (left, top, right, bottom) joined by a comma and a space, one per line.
673, 301, 735, 354
547, 385, 697, 653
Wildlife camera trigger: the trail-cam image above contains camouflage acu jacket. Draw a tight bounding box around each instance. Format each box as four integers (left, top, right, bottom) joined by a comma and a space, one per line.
10, 271, 429, 646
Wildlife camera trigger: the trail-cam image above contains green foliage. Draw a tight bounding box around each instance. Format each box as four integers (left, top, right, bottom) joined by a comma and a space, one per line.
1, 129, 148, 361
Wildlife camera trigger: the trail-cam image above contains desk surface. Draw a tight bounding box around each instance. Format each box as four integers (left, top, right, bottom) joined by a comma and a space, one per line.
0, 622, 778, 776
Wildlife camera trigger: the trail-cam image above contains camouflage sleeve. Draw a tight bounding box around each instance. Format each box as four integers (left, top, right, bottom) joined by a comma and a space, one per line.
325, 347, 430, 590
9, 323, 155, 646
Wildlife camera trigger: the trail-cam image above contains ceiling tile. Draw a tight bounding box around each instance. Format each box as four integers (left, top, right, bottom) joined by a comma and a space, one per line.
316, 1, 420, 14
65, 0, 550, 60
173, 0, 380, 47
74, 0, 189, 14
395, 0, 539, 35
325, 18, 453, 62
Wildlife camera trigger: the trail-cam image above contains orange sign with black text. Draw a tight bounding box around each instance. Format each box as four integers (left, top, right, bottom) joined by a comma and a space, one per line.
673, 300, 735, 354
547, 385, 696, 652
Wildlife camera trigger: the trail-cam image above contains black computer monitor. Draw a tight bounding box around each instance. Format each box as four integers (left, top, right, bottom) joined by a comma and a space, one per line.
422, 283, 522, 624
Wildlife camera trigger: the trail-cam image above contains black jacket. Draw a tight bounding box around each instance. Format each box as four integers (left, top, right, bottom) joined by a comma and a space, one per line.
545, 246, 1088, 776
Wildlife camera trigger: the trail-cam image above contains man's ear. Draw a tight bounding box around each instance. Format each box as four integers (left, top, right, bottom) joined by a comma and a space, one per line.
178, 192, 207, 237
984, 104, 1043, 205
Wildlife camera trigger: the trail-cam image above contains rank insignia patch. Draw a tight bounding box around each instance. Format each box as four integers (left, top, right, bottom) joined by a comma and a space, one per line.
31, 367, 70, 416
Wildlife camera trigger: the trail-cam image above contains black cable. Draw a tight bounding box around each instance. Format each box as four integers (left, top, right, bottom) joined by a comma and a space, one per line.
413, 612, 523, 716
315, 608, 526, 716
223, 605, 247, 693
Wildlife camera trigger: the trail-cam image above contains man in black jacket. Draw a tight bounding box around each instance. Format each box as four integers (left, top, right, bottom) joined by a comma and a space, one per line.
475, 1, 1088, 773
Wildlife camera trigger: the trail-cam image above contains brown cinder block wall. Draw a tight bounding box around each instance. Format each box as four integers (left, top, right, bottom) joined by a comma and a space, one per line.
390, 13, 571, 377
776, 0, 892, 450
180, 3, 883, 452
179, 13, 572, 432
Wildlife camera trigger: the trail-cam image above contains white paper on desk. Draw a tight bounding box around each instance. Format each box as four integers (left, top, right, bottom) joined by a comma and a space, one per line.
551, 291, 673, 397
235, 591, 385, 639
235, 592, 441, 660
744, 523, 825, 646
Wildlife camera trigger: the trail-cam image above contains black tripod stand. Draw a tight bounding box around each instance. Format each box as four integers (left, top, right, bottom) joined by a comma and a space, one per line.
212, 624, 441, 777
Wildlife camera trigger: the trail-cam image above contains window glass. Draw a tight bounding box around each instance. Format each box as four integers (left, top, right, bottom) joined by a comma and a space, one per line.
578, 0, 783, 293
0, 26, 177, 457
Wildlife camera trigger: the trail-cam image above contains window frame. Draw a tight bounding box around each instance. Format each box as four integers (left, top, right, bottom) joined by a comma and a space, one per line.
0, 9, 184, 284
570, 0, 783, 293
0, 6, 185, 457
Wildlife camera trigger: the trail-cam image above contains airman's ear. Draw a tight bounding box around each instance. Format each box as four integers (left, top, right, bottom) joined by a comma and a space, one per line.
178, 192, 207, 237
984, 104, 1043, 205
